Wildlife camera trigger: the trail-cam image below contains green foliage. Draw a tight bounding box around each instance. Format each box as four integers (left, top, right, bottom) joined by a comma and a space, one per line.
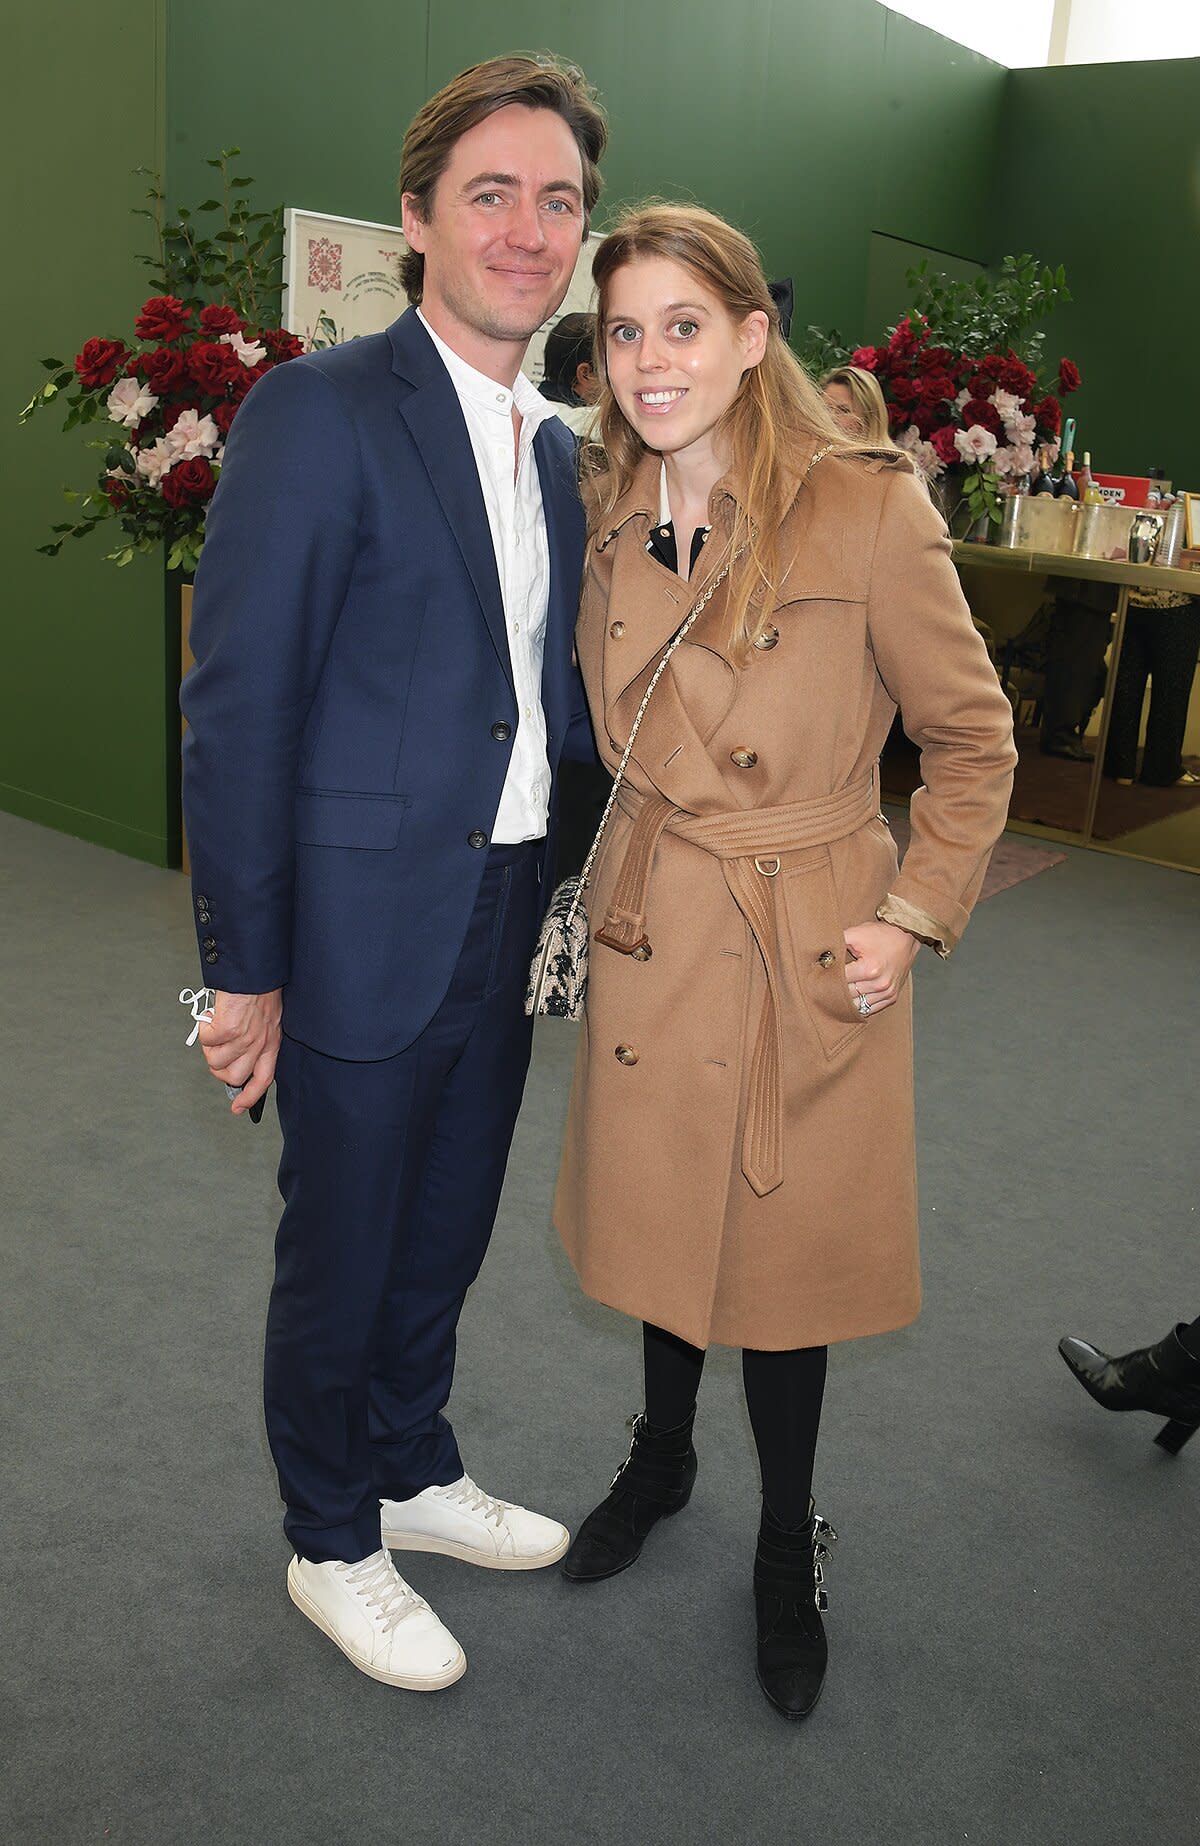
794, 325, 854, 377
903, 253, 1070, 370
134, 149, 284, 328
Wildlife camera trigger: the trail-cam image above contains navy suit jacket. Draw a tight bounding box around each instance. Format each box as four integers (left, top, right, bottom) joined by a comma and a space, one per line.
181, 308, 593, 1060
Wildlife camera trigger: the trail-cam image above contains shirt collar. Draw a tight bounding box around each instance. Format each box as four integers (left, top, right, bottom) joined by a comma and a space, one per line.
418, 310, 555, 432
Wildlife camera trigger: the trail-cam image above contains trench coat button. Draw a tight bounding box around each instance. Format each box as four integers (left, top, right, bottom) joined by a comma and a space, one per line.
203, 949, 219, 965
754, 624, 780, 650
631, 944, 652, 962
609, 621, 625, 639
614, 1044, 639, 1066
608, 736, 620, 751
730, 748, 758, 769
468, 830, 488, 849
817, 949, 837, 968
491, 721, 512, 741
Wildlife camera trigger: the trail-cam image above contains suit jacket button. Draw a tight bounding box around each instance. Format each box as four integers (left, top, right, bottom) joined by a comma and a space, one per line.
468, 830, 488, 849
609, 621, 625, 639
754, 624, 780, 650
615, 1044, 639, 1066
204, 949, 219, 964
818, 950, 837, 968
730, 748, 758, 768
491, 721, 512, 741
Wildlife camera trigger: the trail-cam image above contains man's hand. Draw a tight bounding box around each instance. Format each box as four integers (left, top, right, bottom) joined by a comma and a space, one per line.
197, 989, 283, 1115
842, 920, 920, 1016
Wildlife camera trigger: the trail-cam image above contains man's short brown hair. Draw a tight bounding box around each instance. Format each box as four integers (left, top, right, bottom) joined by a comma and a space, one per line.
398, 54, 607, 304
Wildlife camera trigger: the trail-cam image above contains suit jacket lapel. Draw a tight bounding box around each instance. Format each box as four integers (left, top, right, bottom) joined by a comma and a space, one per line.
533, 423, 583, 715
389, 312, 512, 692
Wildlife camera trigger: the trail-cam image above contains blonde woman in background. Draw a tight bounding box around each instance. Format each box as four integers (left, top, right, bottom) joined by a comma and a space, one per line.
553, 204, 1016, 1719
822, 363, 894, 445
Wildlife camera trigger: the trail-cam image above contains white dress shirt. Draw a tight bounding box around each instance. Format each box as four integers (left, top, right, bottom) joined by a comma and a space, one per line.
419, 311, 556, 843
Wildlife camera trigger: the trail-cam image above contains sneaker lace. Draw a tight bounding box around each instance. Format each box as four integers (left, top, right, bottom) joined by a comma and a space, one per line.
339, 1550, 426, 1633
439, 1473, 510, 1528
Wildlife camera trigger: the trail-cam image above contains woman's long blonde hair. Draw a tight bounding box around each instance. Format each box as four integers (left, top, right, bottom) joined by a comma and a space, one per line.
587, 204, 860, 656
820, 365, 893, 447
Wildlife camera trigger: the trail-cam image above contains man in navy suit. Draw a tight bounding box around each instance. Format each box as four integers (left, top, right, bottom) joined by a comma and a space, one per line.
182, 56, 606, 1691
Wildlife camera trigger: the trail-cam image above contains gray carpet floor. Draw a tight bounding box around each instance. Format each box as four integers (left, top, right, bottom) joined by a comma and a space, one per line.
2, 808, 1197, 1845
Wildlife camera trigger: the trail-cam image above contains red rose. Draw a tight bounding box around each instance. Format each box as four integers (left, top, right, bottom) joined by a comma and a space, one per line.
1057, 357, 1081, 395
75, 337, 128, 388
887, 314, 927, 359
134, 295, 192, 342
887, 403, 909, 431
997, 354, 1037, 397
228, 360, 270, 402
143, 346, 189, 395
261, 328, 305, 361
199, 304, 244, 335
923, 345, 955, 370
962, 397, 1003, 436
187, 340, 242, 393
160, 457, 216, 507
930, 425, 960, 466
102, 476, 132, 510
212, 400, 238, 435
850, 346, 880, 372
911, 402, 940, 438
1034, 394, 1062, 434
917, 369, 957, 406
889, 376, 919, 406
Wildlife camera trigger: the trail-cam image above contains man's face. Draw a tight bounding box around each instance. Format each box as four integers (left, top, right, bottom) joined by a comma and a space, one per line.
403, 104, 586, 353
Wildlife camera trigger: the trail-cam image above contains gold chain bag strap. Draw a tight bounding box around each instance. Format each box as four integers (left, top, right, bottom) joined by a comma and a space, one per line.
525, 446, 834, 1020
525, 548, 743, 1020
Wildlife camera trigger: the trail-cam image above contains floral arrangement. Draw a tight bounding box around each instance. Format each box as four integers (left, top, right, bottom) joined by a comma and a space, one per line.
803, 255, 1081, 530
21, 151, 303, 574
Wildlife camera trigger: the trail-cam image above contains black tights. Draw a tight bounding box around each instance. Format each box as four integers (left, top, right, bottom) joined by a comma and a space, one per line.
642, 1321, 827, 1529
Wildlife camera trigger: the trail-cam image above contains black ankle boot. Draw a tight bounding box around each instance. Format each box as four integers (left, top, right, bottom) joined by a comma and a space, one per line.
1058, 1327, 1200, 1453
561, 1410, 697, 1583
754, 1502, 838, 1719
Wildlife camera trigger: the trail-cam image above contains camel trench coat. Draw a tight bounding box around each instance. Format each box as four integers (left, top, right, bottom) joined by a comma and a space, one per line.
553, 444, 1017, 1351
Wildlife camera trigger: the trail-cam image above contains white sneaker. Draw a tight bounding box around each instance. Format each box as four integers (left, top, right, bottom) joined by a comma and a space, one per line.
381, 1473, 570, 1570
287, 1549, 466, 1690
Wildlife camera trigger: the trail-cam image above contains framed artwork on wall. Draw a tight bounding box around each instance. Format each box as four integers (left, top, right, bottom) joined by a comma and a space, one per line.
283, 209, 602, 380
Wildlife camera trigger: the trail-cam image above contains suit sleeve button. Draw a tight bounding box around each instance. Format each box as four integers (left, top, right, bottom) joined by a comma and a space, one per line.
203, 949, 220, 964
202, 936, 217, 950
195, 895, 209, 909
491, 722, 512, 741
615, 1044, 639, 1066
196, 910, 211, 925
468, 830, 488, 849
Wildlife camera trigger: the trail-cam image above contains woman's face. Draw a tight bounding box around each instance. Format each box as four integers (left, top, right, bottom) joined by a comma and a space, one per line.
602, 256, 767, 462
823, 381, 863, 438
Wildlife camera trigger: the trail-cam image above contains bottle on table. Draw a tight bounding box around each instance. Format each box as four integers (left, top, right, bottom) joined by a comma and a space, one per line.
1057, 449, 1080, 501
1080, 451, 1104, 505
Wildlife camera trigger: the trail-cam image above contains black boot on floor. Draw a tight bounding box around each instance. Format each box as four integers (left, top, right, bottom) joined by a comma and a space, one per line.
1058, 1326, 1200, 1453
754, 1502, 838, 1720
561, 1410, 697, 1583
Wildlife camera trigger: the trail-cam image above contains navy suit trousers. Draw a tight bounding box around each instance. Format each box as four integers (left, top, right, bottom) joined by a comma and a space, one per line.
265, 842, 541, 1564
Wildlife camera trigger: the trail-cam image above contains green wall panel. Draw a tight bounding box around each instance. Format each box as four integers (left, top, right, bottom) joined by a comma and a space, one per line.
1, 3, 172, 864
993, 60, 1200, 487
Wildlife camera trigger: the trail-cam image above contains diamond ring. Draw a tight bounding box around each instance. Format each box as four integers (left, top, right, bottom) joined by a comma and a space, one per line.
855, 993, 872, 1017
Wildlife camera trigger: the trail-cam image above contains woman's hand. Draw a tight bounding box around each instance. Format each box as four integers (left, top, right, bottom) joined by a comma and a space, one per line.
842, 920, 920, 1016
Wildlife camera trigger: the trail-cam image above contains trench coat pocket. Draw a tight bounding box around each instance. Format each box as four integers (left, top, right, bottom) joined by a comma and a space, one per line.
779, 852, 867, 1059
293, 789, 410, 850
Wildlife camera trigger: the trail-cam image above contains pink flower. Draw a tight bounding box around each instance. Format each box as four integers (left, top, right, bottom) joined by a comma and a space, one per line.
220, 330, 268, 367
106, 376, 159, 429
134, 438, 175, 488
954, 425, 998, 464
164, 408, 220, 460
912, 439, 944, 480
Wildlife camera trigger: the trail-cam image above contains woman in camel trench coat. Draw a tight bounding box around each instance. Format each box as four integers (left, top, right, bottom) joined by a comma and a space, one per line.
552, 205, 1017, 1720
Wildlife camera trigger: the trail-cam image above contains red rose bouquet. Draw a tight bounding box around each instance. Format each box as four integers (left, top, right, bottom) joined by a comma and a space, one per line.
803, 255, 1080, 532
22, 150, 306, 574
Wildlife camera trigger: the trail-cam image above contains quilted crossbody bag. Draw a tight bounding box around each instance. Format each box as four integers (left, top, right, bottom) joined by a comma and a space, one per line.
524, 547, 744, 1020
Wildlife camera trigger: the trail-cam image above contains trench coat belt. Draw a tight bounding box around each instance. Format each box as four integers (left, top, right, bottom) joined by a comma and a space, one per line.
597, 771, 880, 1198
